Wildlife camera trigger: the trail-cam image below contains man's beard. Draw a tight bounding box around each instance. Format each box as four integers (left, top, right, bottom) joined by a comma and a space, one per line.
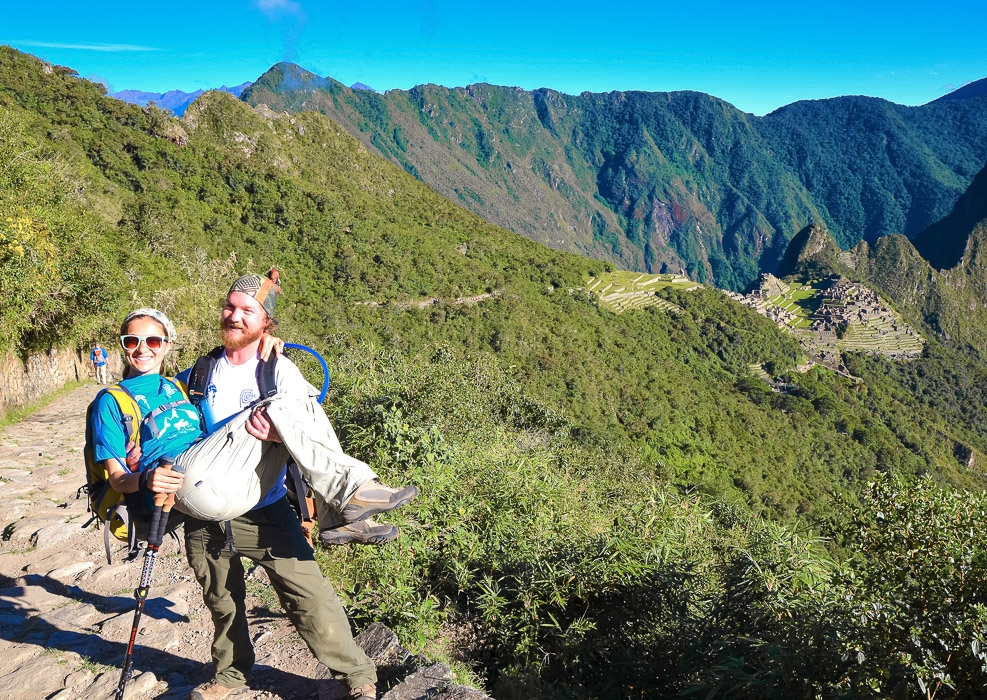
221, 322, 264, 350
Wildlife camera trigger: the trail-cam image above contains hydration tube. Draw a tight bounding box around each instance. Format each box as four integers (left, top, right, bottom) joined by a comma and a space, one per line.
283, 343, 331, 403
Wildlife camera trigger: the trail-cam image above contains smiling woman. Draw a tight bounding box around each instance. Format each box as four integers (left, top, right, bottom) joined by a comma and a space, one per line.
95, 308, 192, 497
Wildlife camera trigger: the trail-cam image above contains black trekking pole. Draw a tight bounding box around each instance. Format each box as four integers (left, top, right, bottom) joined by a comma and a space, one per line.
115, 462, 175, 700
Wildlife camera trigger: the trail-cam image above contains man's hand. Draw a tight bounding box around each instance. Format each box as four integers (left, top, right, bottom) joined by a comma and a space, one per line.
259, 333, 285, 362
146, 465, 184, 494
246, 406, 283, 443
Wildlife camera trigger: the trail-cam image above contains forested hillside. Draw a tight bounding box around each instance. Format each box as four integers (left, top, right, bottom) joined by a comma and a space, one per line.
242, 63, 987, 291
4, 46, 987, 697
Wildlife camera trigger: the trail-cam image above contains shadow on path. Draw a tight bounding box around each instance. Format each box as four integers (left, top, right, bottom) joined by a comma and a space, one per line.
0, 571, 322, 698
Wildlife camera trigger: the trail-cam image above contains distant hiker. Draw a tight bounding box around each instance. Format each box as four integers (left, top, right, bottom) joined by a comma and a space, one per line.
90, 344, 109, 384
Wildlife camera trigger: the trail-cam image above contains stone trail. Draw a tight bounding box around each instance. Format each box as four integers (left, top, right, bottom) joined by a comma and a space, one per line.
0, 384, 489, 700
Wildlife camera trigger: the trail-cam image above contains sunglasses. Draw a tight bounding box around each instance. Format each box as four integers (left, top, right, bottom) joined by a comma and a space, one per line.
119, 335, 169, 351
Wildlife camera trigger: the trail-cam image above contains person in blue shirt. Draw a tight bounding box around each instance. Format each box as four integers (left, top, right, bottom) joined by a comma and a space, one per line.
90, 310, 194, 503
90, 344, 110, 385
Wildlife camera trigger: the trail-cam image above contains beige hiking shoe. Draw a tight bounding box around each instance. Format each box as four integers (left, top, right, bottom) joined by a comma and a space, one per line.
340, 480, 418, 523
189, 680, 242, 700
320, 517, 398, 545
349, 682, 377, 699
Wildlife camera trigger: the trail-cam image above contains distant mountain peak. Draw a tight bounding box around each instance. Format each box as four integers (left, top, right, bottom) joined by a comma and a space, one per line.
350, 82, 377, 93
245, 62, 345, 100
777, 222, 842, 278
929, 76, 987, 104
111, 81, 251, 116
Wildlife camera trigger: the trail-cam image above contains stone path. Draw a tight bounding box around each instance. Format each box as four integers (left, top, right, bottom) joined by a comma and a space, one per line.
0, 384, 490, 700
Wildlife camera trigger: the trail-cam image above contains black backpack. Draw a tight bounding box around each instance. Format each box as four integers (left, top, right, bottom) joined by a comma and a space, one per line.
186, 348, 317, 532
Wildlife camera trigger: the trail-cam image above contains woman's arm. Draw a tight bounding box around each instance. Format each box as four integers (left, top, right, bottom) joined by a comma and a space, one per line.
105, 458, 184, 494
106, 458, 140, 493
259, 333, 284, 361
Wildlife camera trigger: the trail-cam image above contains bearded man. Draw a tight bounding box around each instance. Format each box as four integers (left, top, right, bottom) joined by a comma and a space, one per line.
178, 269, 415, 700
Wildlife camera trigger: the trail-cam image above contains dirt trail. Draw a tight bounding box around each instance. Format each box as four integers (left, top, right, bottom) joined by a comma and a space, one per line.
0, 384, 349, 700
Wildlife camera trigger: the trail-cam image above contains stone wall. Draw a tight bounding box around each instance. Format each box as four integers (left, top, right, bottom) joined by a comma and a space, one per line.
0, 347, 124, 416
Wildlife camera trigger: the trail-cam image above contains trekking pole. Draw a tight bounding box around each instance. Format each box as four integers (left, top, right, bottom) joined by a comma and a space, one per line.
115, 461, 176, 700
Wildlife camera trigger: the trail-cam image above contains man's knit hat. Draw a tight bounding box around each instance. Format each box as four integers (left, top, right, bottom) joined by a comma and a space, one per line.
228, 268, 281, 318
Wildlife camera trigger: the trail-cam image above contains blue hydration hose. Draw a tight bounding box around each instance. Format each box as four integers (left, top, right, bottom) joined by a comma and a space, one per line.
284, 343, 331, 403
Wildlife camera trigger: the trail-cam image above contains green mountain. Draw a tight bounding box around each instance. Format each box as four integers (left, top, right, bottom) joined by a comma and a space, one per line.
6, 47, 987, 697
913, 160, 987, 269
241, 63, 987, 291
770, 164, 987, 460
775, 221, 844, 278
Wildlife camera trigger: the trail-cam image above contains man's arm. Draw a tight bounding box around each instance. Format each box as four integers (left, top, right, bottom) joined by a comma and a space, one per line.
245, 353, 309, 442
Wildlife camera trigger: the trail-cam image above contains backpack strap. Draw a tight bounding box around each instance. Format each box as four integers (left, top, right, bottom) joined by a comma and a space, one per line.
187, 346, 224, 409
257, 355, 278, 400
108, 501, 131, 564
109, 384, 144, 450
189, 345, 278, 407
287, 462, 311, 521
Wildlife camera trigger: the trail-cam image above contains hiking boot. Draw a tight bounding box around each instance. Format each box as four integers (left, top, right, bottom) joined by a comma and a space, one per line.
349, 682, 377, 699
320, 518, 398, 546
340, 480, 418, 523
189, 680, 242, 700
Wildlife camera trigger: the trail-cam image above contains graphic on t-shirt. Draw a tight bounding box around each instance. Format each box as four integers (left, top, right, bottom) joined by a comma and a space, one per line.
151, 406, 200, 439
239, 389, 258, 408
206, 382, 218, 406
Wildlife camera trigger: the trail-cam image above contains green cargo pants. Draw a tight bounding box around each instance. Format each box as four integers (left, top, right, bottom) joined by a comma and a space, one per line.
184, 497, 377, 691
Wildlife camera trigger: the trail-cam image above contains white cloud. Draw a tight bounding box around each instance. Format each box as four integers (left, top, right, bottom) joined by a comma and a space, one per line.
13, 41, 160, 52
255, 0, 303, 16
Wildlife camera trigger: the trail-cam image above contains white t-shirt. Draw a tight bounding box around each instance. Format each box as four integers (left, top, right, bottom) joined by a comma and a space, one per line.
199, 352, 314, 433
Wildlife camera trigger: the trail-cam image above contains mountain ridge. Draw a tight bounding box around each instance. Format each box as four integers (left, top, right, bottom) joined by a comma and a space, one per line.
913, 162, 987, 270
240, 62, 987, 291
930, 76, 987, 104
112, 81, 252, 116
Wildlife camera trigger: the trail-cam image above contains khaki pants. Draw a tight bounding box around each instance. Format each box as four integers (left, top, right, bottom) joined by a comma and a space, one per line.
95, 364, 109, 384
184, 497, 377, 690
174, 394, 377, 522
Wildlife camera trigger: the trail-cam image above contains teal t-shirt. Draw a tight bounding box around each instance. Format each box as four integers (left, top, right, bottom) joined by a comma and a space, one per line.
91, 373, 203, 474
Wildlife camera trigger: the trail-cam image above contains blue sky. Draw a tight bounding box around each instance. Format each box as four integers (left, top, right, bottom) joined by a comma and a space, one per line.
3, 0, 986, 115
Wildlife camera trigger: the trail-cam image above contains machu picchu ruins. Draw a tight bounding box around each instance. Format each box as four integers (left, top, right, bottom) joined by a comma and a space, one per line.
728, 273, 924, 374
